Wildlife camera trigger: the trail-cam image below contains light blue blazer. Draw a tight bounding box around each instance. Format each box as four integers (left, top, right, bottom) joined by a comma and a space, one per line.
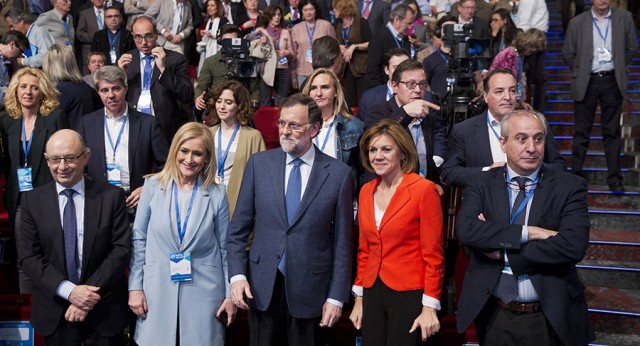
129, 176, 230, 345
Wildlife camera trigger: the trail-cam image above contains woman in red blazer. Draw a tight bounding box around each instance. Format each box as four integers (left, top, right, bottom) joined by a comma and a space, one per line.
349, 119, 445, 344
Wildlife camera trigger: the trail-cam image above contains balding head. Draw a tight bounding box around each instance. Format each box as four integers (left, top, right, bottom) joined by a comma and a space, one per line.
45, 130, 91, 187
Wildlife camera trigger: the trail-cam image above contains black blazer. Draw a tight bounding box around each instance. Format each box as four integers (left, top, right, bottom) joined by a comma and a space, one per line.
440, 111, 566, 187
18, 178, 131, 337
364, 25, 412, 89
455, 165, 595, 345
0, 110, 68, 222
123, 48, 193, 142
56, 81, 99, 132
78, 108, 169, 192
361, 97, 441, 183
90, 28, 136, 66
356, 0, 390, 35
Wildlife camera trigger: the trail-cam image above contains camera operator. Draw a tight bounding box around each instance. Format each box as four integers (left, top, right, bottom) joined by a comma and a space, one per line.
195, 24, 260, 113
423, 15, 457, 99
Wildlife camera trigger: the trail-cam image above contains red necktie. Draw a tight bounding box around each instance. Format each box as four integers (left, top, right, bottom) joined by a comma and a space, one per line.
363, 0, 372, 19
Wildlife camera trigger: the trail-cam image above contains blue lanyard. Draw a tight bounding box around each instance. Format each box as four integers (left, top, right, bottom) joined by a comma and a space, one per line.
437, 49, 449, 65
341, 19, 352, 46
104, 115, 127, 161
592, 16, 610, 45
314, 119, 334, 152
389, 27, 402, 48
505, 170, 539, 224
516, 54, 523, 81
486, 113, 500, 141
267, 26, 280, 49
413, 122, 421, 147
305, 21, 316, 45
173, 180, 198, 245
216, 125, 240, 180
21, 120, 33, 167
108, 30, 121, 50
64, 16, 70, 39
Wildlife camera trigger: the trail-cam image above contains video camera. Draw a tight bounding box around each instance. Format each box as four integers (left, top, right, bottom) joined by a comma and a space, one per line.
220, 38, 257, 78
441, 23, 491, 126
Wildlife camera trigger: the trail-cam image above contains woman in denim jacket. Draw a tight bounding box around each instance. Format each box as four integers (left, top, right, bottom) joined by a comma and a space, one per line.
302, 68, 364, 187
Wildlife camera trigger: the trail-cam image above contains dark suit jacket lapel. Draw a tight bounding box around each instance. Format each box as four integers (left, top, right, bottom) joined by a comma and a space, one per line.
268, 150, 288, 226
29, 115, 47, 179
476, 113, 494, 166
45, 182, 67, 271
128, 110, 141, 167
528, 166, 553, 225
89, 112, 107, 171
150, 52, 163, 89
81, 179, 102, 281
490, 168, 510, 224
291, 147, 329, 227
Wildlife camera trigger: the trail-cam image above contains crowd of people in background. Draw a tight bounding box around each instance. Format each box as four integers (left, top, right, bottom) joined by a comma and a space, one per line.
0, 0, 637, 344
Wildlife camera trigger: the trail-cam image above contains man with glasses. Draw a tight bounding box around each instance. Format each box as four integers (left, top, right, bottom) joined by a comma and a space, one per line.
18, 129, 131, 345
79, 65, 168, 213
228, 93, 354, 345
5, 8, 55, 68
91, 6, 135, 66
361, 60, 447, 186
118, 15, 193, 142
34, 0, 75, 48
453, 0, 490, 39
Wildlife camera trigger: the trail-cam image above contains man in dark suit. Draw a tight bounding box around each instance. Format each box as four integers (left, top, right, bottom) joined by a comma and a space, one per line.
19, 129, 131, 345
361, 60, 447, 185
79, 65, 168, 210
117, 15, 193, 143
357, 0, 390, 36
76, 0, 106, 74
90, 6, 135, 66
455, 110, 594, 345
228, 94, 353, 345
562, 0, 637, 192
358, 47, 410, 117
364, 4, 415, 89
441, 69, 565, 188
455, 0, 490, 40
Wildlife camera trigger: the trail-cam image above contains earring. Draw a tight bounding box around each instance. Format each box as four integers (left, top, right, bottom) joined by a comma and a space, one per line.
400, 158, 406, 167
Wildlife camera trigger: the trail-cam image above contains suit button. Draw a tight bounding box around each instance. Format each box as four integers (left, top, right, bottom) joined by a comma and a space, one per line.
485, 289, 490, 295
276, 255, 281, 259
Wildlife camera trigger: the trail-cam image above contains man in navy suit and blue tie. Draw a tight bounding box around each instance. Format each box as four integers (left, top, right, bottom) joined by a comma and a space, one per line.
228, 94, 354, 345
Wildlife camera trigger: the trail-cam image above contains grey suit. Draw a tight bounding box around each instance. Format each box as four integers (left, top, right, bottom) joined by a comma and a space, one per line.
228, 147, 353, 319
34, 8, 74, 47
76, 6, 103, 73
145, 0, 193, 51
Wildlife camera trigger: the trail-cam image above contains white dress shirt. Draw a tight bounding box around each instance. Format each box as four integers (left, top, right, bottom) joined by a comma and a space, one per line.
104, 106, 131, 191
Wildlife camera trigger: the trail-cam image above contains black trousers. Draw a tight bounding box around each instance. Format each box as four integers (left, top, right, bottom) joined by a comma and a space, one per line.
475, 298, 563, 346
572, 73, 623, 184
259, 68, 292, 107
560, 0, 585, 32
45, 320, 123, 346
362, 278, 423, 346
343, 66, 367, 107
248, 271, 325, 346
524, 49, 547, 113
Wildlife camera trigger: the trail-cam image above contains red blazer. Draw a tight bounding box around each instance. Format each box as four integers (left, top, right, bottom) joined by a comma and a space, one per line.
355, 173, 445, 300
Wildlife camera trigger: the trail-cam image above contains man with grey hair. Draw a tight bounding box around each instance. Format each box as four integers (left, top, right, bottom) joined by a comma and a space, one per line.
5, 8, 55, 68
34, 0, 75, 48
456, 109, 594, 345
364, 3, 415, 89
78, 65, 168, 211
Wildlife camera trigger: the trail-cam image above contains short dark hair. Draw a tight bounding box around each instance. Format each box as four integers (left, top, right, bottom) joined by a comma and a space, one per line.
312, 36, 341, 69
389, 4, 414, 23
391, 60, 424, 84
383, 48, 411, 68
5, 8, 31, 23
131, 15, 157, 33
258, 5, 283, 28
219, 23, 242, 37
483, 68, 517, 94
280, 93, 322, 127
299, 0, 320, 20
87, 51, 107, 64
1, 30, 29, 52
207, 80, 254, 126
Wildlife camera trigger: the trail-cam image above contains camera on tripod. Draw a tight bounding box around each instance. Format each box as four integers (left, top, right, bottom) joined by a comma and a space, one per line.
441, 23, 491, 126
220, 38, 257, 78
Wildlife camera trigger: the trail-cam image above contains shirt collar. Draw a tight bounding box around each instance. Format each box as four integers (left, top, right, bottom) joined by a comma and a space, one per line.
104, 104, 129, 120
286, 144, 315, 166
386, 22, 403, 40
506, 164, 540, 182
56, 178, 86, 197
487, 110, 501, 126
591, 7, 612, 20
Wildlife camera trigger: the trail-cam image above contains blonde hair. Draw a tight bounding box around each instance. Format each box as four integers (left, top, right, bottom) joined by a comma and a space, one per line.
43, 44, 83, 84
302, 68, 352, 120
332, 0, 358, 18
153, 122, 217, 190
512, 28, 547, 53
4, 68, 60, 119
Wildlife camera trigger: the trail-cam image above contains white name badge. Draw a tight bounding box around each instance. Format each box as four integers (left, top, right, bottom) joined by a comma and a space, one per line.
17, 167, 33, 191
137, 90, 152, 111
106, 162, 122, 186
597, 48, 612, 64
170, 251, 192, 282
110, 49, 117, 64
305, 48, 312, 63
278, 56, 288, 65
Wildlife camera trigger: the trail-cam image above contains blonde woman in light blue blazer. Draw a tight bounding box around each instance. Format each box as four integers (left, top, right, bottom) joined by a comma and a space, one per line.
128, 122, 236, 345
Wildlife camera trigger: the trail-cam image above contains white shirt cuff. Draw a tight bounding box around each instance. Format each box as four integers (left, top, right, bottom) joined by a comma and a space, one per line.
433, 155, 444, 167
422, 294, 441, 310
56, 280, 77, 300
482, 166, 492, 171
351, 285, 363, 297
521, 225, 529, 243
326, 298, 343, 308
229, 274, 247, 284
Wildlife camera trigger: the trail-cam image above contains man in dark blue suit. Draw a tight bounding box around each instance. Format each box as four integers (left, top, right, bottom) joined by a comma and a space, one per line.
228, 94, 353, 345
356, 0, 390, 36
455, 110, 594, 345
79, 66, 169, 209
359, 47, 410, 119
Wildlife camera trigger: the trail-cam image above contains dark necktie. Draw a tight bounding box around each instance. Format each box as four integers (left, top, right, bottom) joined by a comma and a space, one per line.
495, 176, 529, 304
279, 158, 302, 274
140, 55, 154, 114
62, 189, 80, 284
363, 0, 371, 19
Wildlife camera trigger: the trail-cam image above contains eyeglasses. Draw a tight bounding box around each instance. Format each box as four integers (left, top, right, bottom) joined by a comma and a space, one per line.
399, 80, 429, 90
132, 33, 157, 42
460, 5, 476, 10
105, 14, 121, 19
46, 151, 85, 165
276, 120, 310, 131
